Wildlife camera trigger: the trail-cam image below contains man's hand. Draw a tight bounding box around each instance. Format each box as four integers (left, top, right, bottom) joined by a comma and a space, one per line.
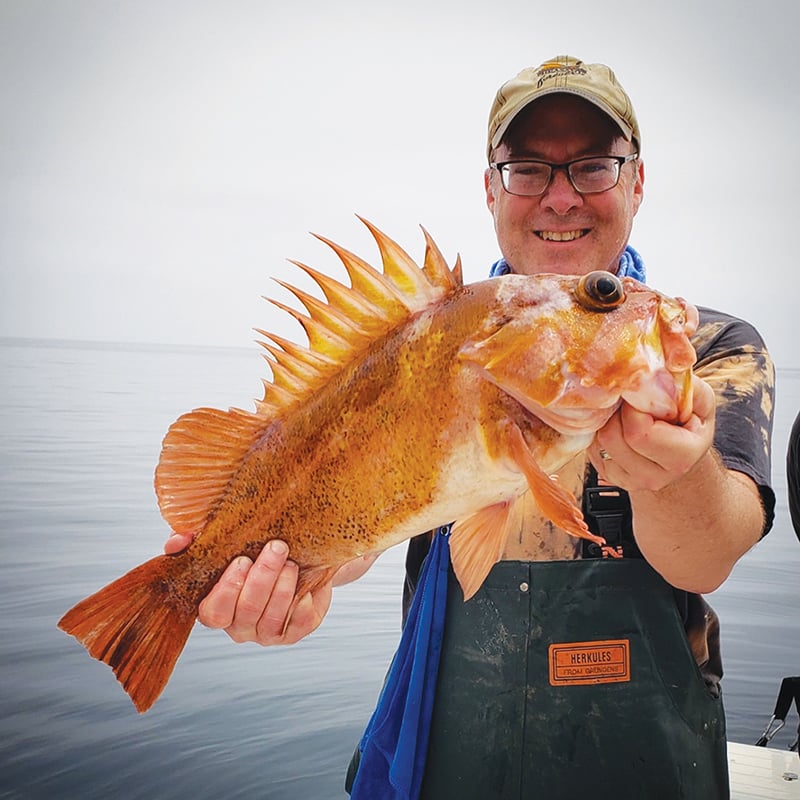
589, 374, 716, 492
163, 533, 378, 645
588, 373, 763, 593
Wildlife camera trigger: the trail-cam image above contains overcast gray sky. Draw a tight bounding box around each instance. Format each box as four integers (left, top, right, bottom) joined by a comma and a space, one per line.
1, 0, 797, 368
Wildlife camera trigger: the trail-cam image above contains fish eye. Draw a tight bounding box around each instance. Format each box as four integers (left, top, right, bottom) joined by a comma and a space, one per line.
575, 271, 625, 311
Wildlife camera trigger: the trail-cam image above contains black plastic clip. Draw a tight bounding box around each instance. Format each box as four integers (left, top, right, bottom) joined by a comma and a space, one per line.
581, 485, 640, 559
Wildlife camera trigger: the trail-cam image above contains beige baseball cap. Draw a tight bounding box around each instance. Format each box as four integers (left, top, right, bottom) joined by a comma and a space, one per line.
487, 55, 640, 160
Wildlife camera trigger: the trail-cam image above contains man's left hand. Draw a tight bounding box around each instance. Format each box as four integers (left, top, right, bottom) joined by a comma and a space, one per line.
589, 374, 716, 492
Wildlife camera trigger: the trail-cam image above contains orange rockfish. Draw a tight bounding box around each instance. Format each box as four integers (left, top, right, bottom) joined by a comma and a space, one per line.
59, 218, 697, 712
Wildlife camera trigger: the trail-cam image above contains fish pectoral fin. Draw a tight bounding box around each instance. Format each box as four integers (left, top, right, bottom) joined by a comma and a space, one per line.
295, 564, 340, 600
283, 564, 341, 636
504, 422, 604, 546
155, 407, 268, 534
450, 499, 521, 601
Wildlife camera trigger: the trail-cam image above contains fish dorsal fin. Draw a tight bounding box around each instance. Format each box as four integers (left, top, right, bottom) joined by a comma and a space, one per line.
256, 217, 462, 416
155, 219, 461, 532
155, 407, 266, 533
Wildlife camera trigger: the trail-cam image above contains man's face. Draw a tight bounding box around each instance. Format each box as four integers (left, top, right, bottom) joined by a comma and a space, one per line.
485, 94, 644, 277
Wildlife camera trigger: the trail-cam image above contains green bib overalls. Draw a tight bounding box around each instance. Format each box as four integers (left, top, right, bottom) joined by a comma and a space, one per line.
418, 557, 728, 799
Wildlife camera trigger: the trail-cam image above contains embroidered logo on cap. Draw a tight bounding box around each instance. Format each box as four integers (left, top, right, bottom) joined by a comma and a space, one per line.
548, 639, 630, 686
536, 61, 587, 88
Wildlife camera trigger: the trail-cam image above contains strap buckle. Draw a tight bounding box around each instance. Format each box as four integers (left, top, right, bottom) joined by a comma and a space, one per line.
581, 485, 640, 559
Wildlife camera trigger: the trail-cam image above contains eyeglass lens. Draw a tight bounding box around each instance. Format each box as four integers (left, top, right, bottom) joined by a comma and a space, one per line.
501, 157, 624, 196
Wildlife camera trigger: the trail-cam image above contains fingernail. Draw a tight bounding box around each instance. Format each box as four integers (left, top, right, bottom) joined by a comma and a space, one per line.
227, 557, 251, 587
268, 540, 288, 555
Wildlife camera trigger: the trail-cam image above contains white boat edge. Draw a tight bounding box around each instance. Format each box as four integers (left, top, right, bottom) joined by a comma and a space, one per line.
729, 741, 799, 799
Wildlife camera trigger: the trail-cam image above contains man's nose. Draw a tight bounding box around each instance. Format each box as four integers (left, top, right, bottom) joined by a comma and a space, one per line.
541, 167, 583, 214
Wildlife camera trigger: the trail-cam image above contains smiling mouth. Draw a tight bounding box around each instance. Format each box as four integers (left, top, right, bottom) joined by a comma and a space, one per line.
536, 229, 589, 242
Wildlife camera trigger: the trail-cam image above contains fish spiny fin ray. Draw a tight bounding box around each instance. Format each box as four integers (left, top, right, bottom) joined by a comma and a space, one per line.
272, 278, 372, 347
289, 260, 393, 335
258, 353, 307, 397
255, 335, 330, 389
310, 234, 412, 316
266, 298, 353, 360
421, 225, 462, 291
358, 216, 446, 305
155, 407, 266, 533
256, 331, 339, 387
251, 217, 460, 416
153, 220, 460, 535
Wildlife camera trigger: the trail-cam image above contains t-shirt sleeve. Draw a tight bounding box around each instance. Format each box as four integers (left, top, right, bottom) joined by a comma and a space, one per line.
692, 307, 776, 535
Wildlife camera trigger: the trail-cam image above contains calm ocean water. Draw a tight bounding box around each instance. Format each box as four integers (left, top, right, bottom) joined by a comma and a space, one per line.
1, 338, 798, 799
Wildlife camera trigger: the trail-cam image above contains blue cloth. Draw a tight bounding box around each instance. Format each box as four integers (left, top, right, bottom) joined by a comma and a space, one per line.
350, 246, 648, 799
489, 244, 646, 283
617, 245, 646, 282
349, 528, 451, 800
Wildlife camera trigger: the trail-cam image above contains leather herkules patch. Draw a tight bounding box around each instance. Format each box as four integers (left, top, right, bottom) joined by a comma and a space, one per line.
548, 639, 630, 686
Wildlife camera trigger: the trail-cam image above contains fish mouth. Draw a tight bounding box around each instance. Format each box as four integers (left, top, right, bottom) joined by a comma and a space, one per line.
536, 229, 589, 242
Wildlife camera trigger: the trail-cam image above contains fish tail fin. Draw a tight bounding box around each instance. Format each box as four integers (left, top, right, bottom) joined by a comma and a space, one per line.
58, 554, 194, 713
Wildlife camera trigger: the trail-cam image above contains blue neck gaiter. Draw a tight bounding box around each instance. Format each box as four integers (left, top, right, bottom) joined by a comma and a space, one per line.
489, 244, 646, 282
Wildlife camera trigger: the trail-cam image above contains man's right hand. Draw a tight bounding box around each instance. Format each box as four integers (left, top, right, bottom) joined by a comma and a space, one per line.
164, 534, 378, 645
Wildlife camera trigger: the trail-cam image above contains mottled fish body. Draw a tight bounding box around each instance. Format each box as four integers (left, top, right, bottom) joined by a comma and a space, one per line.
59, 219, 696, 712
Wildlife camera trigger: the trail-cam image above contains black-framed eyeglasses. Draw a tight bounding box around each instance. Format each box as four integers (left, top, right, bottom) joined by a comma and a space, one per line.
490, 154, 639, 197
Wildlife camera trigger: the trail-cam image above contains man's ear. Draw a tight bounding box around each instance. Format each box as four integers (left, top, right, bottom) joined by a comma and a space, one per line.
484, 167, 496, 213
632, 158, 645, 216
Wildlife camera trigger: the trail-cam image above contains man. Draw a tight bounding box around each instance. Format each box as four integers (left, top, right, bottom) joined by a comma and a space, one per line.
789, 411, 800, 541
166, 57, 775, 798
